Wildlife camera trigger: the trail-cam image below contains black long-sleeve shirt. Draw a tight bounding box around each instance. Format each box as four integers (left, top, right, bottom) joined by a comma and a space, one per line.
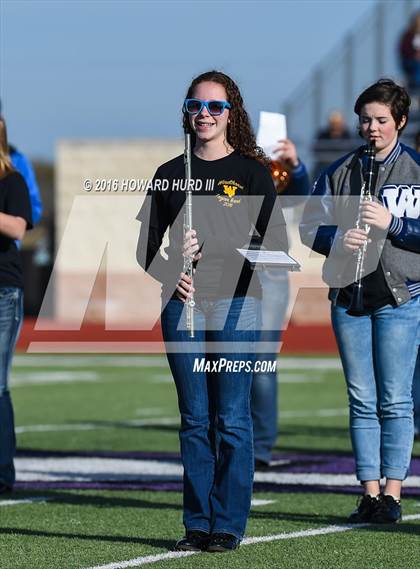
137, 151, 288, 300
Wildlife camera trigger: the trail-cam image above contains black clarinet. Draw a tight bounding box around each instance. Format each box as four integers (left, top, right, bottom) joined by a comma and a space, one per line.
346, 142, 376, 316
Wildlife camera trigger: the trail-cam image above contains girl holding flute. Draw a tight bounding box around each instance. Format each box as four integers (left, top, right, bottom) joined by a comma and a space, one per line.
137, 70, 288, 551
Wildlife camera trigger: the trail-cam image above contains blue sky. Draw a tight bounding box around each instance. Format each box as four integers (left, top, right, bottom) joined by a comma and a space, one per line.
0, 0, 394, 160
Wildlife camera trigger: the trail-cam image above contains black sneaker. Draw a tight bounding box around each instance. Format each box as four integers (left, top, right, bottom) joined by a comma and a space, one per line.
207, 532, 240, 552
371, 494, 402, 524
254, 459, 270, 471
348, 494, 380, 523
174, 530, 210, 551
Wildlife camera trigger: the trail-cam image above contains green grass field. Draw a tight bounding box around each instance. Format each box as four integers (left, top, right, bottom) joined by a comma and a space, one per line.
1, 354, 419, 569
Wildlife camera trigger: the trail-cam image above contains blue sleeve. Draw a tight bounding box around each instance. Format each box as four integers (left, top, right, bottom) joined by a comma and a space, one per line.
279, 160, 311, 208
11, 150, 43, 224
299, 169, 340, 256
388, 215, 420, 253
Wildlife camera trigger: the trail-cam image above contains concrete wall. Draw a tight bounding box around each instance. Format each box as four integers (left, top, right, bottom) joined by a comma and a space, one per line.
45, 140, 182, 327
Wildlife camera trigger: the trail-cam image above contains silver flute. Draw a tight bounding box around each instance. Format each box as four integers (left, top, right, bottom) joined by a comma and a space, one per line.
347, 141, 376, 315
183, 132, 195, 337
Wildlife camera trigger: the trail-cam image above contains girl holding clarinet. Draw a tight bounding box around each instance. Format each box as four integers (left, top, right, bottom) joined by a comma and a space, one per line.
300, 79, 420, 523
137, 71, 288, 551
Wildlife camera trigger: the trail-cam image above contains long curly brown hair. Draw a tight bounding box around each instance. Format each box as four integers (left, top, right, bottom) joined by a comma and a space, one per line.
182, 70, 269, 166
0, 117, 14, 177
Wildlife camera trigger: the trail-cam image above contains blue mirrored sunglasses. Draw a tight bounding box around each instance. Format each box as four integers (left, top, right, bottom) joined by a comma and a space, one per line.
184, 98, 231, 116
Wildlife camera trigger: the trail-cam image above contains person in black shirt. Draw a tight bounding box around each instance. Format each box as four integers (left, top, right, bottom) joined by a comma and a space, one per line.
137, 71, 287, 552
0, 117, 33, 494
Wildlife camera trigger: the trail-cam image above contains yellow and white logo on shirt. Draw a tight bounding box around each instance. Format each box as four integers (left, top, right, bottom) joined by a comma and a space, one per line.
217, 179, 244, 208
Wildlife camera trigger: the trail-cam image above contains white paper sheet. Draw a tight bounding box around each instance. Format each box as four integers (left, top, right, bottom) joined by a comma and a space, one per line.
256, 112, 287, 160
237, 248, 300, 270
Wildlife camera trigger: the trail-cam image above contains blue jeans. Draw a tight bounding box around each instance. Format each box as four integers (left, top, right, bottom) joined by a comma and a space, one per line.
331, 297, 420, 481
413, 349, 420, 436
161, 296, 260, 539
252, 269, 289, 463
0, 287, 23, 488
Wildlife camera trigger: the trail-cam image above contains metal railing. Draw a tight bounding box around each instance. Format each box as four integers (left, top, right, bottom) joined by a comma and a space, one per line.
282, 0, 420, 175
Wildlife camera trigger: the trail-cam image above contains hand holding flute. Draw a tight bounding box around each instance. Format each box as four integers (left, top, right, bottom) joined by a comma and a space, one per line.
176, 229, 202, 303
180, 132, 197, 336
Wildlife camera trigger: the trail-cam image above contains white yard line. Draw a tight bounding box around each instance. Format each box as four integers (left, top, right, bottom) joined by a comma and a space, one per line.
83, 551, 197, 569
255, 472, 420, 487
135, 408, 165, 417
15, 417, 179, 435
16, 423, 106, 434
15, 456, 184, 482
13, 356, 170, 368
11, 371, 99, 386
15, 406, 349, 435
80, 514, 420, 569
0, 496, 50, 507
277, 358, 342, 370
149, 375, 173, 384
277, 373, 325, 383
281, 408, 348, 418
13, 455, 420, 487
15, 410, 348, 434
251, 499, 277, 507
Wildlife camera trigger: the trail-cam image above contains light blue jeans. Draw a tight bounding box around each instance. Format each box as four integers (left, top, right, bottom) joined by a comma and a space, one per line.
413, 349, 420, 436
0, 287, 23, 488
251, 269, 289, 463
331, 296, 420, 481
161, 295, 260, 539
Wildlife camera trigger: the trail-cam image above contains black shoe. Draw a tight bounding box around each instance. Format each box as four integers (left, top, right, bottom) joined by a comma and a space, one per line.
174, 530, 210, 551
371, 494, 402, 524
254, 459, 270, 471
0, 483, 12, 495
348, 494, 379, 523
207, 532, 240, 552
